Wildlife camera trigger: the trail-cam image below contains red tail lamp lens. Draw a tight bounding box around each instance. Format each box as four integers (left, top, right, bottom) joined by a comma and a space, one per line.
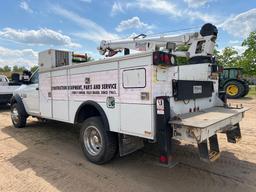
159, 155, 168, 164
164, 54, 170, 63
153, 51, 175, 66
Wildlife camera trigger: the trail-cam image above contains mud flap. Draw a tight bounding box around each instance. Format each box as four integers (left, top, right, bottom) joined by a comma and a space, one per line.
156, 96, 177, 166
226, 123, 241, 143
118, 134, 144, 156
198, 134, 220, 162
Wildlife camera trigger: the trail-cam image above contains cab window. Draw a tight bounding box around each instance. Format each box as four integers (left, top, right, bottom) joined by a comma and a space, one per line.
229, 69, 238, 79
30, 70, 39, 84
221, 69, 229, 79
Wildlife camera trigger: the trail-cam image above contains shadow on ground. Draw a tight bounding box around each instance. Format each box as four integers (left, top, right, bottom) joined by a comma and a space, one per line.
0, 104, 10, 112
2, 119, 256, 192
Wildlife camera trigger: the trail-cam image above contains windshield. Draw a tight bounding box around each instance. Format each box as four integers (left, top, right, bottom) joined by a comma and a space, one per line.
29, 69, 39, 84
229, 69, 240, 79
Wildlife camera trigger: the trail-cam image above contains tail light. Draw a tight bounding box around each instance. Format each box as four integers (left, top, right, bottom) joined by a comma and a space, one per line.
153, 51, 176, 66
159, 155, 168, 164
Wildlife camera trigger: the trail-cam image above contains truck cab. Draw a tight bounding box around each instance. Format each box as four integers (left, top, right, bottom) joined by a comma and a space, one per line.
12, 69, 39, 115
0, 75, 9, 86
0, 75, 21, 105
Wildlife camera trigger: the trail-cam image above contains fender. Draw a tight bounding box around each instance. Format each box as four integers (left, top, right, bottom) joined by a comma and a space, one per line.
74, 100, 110, 131
10, 95, 28, 117
223, 79, 245, 86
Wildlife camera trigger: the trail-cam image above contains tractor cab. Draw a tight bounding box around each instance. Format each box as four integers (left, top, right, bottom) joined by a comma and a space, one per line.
220, 67, 242, 80
219, 67, 249, 99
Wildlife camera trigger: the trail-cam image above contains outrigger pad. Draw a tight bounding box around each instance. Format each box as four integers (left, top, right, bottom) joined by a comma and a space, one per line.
226, 124, 241, 143
198, 134, 220, 162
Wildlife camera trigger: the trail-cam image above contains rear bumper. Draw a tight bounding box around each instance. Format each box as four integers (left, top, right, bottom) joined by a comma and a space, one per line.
170, 106, 248, 143
169, 106, 248, 162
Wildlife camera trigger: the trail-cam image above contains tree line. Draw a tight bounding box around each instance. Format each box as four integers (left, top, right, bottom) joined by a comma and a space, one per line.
215, 32, 256, 77
0, 65, 38, 73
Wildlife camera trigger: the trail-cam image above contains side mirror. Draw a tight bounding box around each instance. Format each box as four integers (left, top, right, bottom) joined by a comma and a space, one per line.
21, 74, 31, 84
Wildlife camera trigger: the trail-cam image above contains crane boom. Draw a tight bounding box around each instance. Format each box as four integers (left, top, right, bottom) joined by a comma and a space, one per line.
98, 23, 218, 58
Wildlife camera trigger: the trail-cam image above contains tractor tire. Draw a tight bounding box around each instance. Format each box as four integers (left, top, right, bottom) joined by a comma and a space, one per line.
80, 117, 118, 164
241, 82, 249, 97
224, 81, 244, 99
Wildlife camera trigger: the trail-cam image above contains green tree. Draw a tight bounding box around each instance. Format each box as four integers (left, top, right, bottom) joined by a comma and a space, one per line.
217, 47, 239, 67
2, 65, 11, 72
238, 32, 256, 76
12, 65, 19, 72
175, 45, 189, 65
30, 66, 38, 73
87, 57, 94, 62
12, 65, 26, 73
213, 48, 221, 61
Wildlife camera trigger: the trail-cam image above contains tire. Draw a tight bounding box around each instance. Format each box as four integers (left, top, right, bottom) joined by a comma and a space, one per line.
224, 81, 244, 99
241, 82, 249, 97
11, 103, 27, 128
80, 117, 118, 164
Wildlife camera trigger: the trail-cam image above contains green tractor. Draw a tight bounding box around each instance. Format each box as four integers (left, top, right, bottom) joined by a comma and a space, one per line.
219, 67, 249, 99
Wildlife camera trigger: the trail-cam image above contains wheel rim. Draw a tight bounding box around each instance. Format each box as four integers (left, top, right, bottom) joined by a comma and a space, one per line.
11, 107, 19, 124
83, 126, 102, 156
226, 84, 239, 96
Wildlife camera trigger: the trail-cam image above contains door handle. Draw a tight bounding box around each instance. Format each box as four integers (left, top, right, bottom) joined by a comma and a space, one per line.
36, 87, 39, 90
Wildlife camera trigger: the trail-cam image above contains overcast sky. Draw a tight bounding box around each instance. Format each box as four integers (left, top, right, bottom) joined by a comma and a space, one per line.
0, 0, 255, 68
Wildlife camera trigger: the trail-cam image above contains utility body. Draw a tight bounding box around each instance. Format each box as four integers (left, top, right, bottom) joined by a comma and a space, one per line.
11, 24, 247, 165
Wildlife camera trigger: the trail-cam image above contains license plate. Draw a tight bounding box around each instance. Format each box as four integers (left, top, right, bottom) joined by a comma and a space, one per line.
193, 85, 202, 94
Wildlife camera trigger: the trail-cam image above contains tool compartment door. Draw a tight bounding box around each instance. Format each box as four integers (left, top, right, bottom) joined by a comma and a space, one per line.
119, 56, 154, 139
51, 70, 69, 122
170, 107, 248, 143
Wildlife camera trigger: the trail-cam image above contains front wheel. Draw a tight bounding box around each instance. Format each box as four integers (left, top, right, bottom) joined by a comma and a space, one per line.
11, 103, 27, 128
80, 117, 118, 164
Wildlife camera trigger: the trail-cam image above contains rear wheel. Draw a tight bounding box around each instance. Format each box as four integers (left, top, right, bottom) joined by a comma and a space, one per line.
80, 117, 117, 164
241, 82, 249, 97
224, 81, 244, 99
11, 103, 27, 128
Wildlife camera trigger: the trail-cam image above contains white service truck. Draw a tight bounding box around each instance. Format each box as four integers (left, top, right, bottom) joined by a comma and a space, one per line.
10, 24, 247, 165
0, 75, 21, 105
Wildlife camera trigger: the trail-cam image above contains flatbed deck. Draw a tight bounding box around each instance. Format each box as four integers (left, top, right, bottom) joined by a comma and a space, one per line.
170, 106, 248, 143
170, 106, 248, 129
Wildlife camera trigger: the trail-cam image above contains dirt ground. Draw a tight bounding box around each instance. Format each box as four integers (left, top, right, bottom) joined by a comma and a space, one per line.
0, 98, 255, 192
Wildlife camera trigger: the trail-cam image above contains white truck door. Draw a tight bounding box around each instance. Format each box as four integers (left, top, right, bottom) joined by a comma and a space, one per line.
22, 71, 40, 115
39, 72, 52, 119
